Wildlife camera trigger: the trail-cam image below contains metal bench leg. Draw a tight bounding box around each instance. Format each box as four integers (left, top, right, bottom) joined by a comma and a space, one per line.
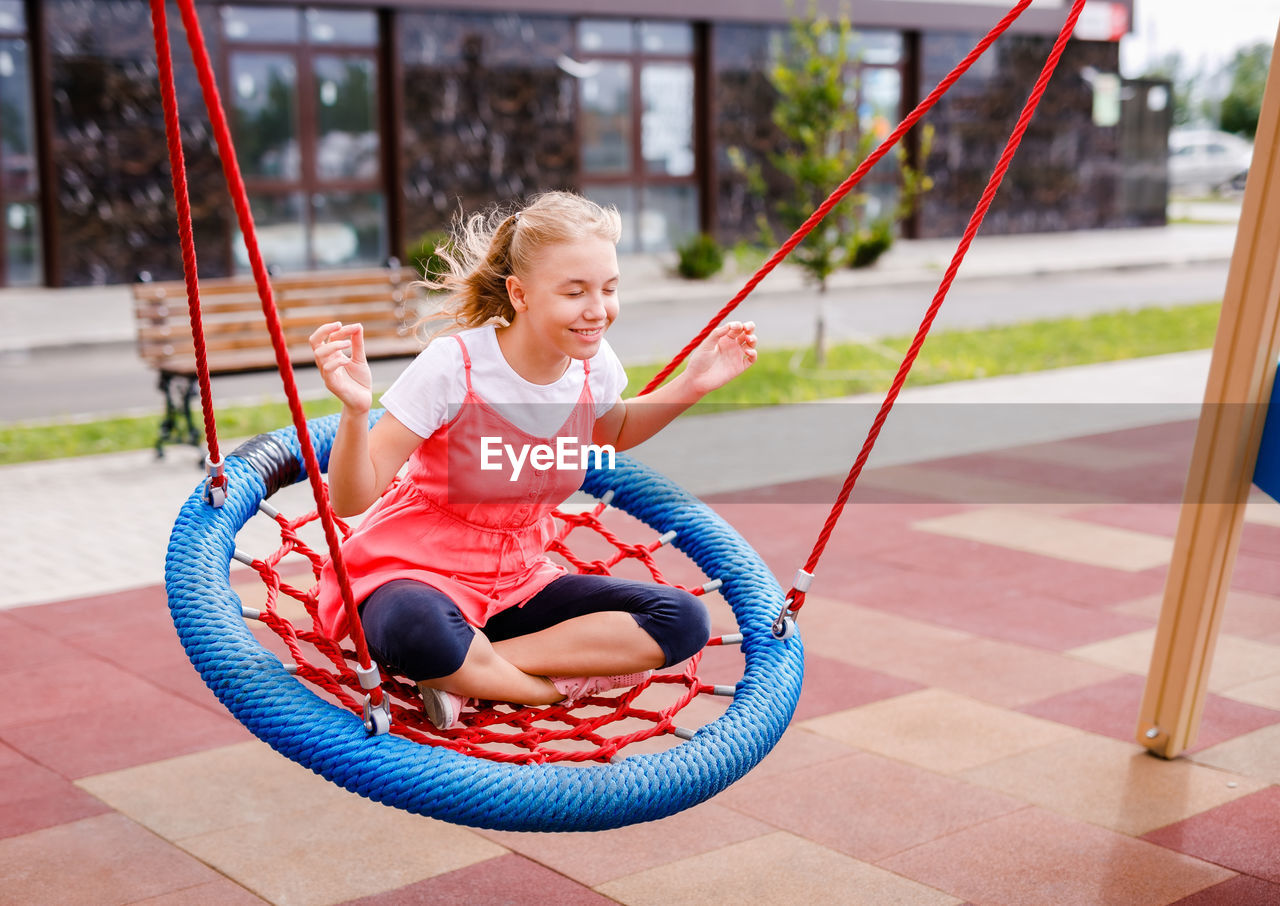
156, 372, 201, 459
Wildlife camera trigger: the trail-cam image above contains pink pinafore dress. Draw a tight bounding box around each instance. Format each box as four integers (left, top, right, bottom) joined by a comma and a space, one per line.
317, 335, 595, 640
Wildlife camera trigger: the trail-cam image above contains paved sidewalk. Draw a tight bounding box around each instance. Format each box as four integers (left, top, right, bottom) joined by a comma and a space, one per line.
0, 222, 1241, 354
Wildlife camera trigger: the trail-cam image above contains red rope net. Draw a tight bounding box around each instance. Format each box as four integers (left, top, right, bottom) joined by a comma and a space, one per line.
235, 490, 731, 764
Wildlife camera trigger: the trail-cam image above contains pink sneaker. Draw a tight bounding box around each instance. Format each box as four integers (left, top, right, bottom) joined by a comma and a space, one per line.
418, 685, 471, 730
550, 671, 654, 704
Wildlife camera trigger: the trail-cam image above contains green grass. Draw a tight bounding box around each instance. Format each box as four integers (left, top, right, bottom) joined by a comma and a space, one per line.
628, 301, 1223, 407
0, 302, 1222, 465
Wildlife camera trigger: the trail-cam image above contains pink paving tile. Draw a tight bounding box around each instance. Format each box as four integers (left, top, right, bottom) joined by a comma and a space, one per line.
1168, 875, 1280, 905
0, 655, 167, 729
867, 532, 1056, 580
790, 652, 923, 722
3, 690, 251, 779
995, 555, 1170, 608
132, 879, 269, 905
1072, 504, 1182, 537
1239, 521, 1280, 561
1019, 674, 1280, 753
918, 451, 1173, 504
0, 743, 110, 839
0, 611, 90, 671
848, 563, 1155, 650
1084, 420, 1198, 451
717, 750, 1026, 862
476, 801, 775, 888
0, 813, 221, 905
336, 853, 614, 905
880, 806, 1233, 906
6, 584, 172, 640
1230, 553, 1280, 596
1142, 786, 1280, 884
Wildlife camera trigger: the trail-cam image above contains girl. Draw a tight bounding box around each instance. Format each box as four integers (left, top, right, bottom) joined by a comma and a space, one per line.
310, 191, 756, 730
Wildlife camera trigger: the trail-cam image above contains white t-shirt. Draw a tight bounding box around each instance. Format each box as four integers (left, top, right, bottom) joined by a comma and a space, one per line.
379, 324, 628, 439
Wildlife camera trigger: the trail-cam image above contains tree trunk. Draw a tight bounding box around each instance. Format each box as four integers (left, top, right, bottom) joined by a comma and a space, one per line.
813, 281, 830, 368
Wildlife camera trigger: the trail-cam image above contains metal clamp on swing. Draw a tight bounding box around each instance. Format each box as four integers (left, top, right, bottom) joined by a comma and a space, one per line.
771, 568, 813, 640
355, 662, 391, 735
204, 455, 227, 508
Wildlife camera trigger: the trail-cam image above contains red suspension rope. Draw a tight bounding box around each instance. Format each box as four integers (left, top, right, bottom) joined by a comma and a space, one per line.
149, 0, 382, 708
147, 1, 224, 498
782, 0, 1089, 620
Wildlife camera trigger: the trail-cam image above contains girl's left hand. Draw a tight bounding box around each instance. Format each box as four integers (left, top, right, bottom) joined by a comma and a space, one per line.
685, 320, 757, 394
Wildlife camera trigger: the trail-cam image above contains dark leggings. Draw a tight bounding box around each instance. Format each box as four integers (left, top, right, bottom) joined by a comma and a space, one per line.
358, 574, 711, 682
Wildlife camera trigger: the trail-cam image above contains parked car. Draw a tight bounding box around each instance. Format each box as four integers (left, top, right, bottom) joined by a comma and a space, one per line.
1168, 129, 1253, 194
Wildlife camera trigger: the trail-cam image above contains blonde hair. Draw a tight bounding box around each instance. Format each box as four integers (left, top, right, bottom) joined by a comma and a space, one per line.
417, 191, 622, 333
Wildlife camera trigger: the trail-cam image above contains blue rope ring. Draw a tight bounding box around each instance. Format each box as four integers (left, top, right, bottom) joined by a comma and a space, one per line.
165, 412, 804, 831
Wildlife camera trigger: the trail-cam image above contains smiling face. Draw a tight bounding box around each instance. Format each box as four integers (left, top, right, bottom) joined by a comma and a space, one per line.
504, 235, 620, 377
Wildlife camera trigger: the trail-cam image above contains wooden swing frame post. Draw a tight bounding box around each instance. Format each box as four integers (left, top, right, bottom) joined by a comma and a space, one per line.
1138, 23, 1280, 759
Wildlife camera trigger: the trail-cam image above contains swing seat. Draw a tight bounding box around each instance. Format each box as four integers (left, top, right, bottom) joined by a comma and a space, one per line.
166, 412, 804, 831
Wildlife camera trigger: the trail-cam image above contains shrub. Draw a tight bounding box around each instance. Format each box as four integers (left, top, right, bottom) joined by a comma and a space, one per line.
847, 220, 893, 269
405, 230, 453, 281
675, 233, 725, 280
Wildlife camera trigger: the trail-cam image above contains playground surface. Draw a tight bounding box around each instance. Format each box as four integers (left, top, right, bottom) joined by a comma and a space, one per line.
3, 347, 1280, 905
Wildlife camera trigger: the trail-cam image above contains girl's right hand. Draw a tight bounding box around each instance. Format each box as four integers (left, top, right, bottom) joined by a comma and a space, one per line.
310, 321, 372, 413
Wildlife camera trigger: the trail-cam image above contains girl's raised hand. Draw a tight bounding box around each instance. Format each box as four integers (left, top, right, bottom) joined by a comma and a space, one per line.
684, 320, 758, 394
310, 321, 372, 413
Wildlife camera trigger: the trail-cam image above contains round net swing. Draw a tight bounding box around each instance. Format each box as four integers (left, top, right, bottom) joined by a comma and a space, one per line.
153, 0, 1085, 831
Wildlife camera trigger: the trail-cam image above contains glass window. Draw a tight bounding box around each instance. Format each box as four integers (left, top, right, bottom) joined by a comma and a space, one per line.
641, 63, 694, 176
5, 200, 37, 285
860, 68, 901, 141
578, 19, 633, 53
641, 184, 698, 251
581, 61, 632, 174
230, 53, 299, 180
639, 21, 693, 55
313, 56, 379, 181
0, 1, 24, 33
235, 193, 307, 272
848, 29, 902, 65
313, 191, 385, 267
0, 38, 35, 196
222, 6, 302, 44
585, 185, 637, 254
306, 9, 377, 46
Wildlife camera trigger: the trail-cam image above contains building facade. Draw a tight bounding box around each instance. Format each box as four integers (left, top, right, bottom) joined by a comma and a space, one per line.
5, 0, 1164, 287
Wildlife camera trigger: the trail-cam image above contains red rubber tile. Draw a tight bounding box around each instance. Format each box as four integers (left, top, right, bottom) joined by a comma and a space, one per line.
718, 750, 1025, 862
0, 743, 109, 839
881, 806, 1232, 905
0, 813, 220, 905
0, 611, 89, 671
6, 585, 171, 640
1230, 553, 1280, 597
791, 652, 922, 722
1143, 787, 1280, 884
1072, 504, 1181, 537
1019, 675, 1280, 752
995, 556, 1169, 608
336, 853, 615, 905
1168, 875, 1280, 905
848, 562, 1155, 649
2, 686, 249, 779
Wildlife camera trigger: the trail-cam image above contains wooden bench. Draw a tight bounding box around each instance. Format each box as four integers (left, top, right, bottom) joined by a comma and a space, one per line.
132, 264, 424, 456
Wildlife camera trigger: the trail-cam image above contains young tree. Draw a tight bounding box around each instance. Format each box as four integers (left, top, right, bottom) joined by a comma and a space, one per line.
732, 7, 931, 365
1219, 42, 1271, 138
